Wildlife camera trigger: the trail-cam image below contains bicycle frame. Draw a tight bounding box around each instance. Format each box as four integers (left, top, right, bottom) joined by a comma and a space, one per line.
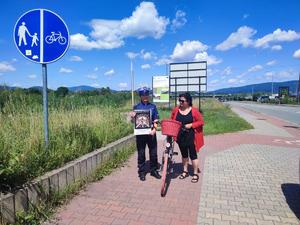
161, 135, 177, 197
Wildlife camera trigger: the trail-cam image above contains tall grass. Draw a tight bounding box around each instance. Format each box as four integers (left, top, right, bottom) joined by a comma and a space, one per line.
201, 99, 253, 135
158, 98, 253, 135
0, 90, 132, 191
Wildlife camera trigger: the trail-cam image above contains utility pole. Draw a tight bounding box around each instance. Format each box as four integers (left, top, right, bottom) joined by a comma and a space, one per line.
297, 72, 300, 104
131, 59, 134, 108
271, 73, 274, 96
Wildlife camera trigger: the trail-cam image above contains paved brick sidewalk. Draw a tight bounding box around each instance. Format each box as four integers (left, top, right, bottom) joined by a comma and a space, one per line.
197, 144, 300, 225
45, 105, 300, 225
45, 134, 201, 225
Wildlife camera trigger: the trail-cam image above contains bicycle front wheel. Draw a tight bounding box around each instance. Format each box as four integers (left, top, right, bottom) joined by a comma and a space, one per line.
160, 153, 169, 197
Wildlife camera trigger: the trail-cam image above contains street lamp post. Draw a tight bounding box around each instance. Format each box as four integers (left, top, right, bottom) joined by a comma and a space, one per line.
131, 59, 134, 108
271, 73, 274, 96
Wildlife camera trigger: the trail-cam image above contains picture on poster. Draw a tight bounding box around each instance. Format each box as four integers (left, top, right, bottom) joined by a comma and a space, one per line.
134, 110, 152, 135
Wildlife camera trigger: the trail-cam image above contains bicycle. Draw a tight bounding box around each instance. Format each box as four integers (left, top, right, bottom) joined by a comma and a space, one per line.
45, 31, 67, 45
160, 119, 181, 197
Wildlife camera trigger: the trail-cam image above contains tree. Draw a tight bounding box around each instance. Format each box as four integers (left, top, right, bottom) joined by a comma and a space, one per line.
56, 87, 69, 97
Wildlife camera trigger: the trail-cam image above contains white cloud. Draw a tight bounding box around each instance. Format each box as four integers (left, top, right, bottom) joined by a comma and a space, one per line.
215, 26, 256, 51
171, 10, 187, 32
28, 74, 37, 79
237, 73, 246, 78
70, 33, 104, 50
156, 40, 221, 66
255, 28, 300, 48
228, 78, 238, 84
207, 69, 219, 76
87, 74, 98, 80
266, 60, 276, 66
126, 52, 139, 59
243, 14, 249, 19
119, 82, 128, 89
104, 69, 115, 76
70, 55, 83, 61
210, 79, 219, 84
194, 52, 222, 65
293, 48, 300, 58
140, 50, 154, 60
94, 67, 99, 72
141, 64, 151, 69
222, 66, 232, 75
271, 45, 282, 51
226, 78, 245, 85
155, 57, 171, 66
91, 83, 100, 87
59, 67, 73, 73
265, 71, 274, 78
0, 61, 16, 72
264, 70, 296, 80
12, 58, 18, 62
12, 83, 21, 87
171, 40, 208, 60
248, 64, 263, 72
277, 70, 295, 79
216, 27, 300, 51
70, 2, 169, 50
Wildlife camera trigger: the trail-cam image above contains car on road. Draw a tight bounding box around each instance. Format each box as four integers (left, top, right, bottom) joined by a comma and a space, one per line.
257, 96, 270, 103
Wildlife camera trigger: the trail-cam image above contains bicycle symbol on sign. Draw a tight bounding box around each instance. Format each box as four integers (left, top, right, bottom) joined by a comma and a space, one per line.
45, 31, 67, 45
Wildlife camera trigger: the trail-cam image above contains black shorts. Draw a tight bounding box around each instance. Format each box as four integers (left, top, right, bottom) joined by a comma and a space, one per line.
177, 130, 197, 160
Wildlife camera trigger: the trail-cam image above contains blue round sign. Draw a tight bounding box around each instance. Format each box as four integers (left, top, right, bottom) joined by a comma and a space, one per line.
14, 9, 69, 64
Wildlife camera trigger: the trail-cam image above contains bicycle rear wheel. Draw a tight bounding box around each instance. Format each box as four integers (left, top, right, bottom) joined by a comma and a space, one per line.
160, 153, 169, 197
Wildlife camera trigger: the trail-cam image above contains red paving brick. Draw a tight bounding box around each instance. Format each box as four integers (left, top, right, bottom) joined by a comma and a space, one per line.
45, 105, 300, 225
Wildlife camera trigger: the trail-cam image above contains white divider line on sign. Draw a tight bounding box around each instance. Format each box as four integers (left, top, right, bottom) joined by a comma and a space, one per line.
40, 9, 44, 63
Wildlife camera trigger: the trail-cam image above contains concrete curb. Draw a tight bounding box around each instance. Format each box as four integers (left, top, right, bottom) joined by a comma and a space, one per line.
0, 134, 135, 224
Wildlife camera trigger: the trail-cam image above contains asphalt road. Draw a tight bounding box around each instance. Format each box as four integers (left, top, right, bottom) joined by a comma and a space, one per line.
227, 101, 300, 125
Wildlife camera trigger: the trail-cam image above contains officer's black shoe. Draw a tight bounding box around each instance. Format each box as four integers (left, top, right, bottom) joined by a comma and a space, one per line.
139, 173, 146, 181
150, 170, 161, 179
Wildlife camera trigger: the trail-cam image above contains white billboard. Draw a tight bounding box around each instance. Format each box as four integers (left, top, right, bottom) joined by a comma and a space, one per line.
169, 61, 207, 93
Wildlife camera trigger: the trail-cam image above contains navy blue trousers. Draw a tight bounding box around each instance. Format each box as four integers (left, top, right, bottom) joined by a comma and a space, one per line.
136, 134, 158, 174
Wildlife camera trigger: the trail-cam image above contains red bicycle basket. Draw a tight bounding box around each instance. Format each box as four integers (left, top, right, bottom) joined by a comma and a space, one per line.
161, 119, 182, 137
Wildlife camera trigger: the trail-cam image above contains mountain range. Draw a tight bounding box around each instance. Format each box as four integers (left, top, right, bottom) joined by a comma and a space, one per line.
208, 80, 299, 95
1, 80, 299, 95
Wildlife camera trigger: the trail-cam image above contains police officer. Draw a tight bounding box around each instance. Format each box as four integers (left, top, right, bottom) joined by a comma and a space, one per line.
130, 87, 161, 181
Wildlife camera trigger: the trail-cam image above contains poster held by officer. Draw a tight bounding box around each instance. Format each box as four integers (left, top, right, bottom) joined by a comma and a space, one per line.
134, 110, 151, 135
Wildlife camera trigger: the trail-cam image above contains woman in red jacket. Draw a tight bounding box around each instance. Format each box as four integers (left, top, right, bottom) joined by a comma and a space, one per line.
171, 92, 204, 183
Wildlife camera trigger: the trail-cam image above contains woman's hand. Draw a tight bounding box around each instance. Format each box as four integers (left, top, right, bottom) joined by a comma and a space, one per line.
185, 123, 193, 129
149, 128, 156, 136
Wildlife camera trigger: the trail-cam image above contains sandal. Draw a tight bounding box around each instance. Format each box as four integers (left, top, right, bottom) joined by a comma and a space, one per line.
191, 174, 199, 183
179, 171, 189, 179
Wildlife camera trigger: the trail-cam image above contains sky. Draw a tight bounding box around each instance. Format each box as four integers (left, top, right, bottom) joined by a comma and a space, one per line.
0, 0, 300, 91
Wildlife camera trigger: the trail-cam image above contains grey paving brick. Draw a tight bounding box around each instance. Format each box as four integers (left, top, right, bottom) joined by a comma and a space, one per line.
197, 144, 300, 225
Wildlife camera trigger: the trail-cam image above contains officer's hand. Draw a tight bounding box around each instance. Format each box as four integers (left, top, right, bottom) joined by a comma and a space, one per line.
129, 111, 136, 118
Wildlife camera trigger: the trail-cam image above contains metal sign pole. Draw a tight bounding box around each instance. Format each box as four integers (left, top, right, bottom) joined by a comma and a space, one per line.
42, 64, 49, 148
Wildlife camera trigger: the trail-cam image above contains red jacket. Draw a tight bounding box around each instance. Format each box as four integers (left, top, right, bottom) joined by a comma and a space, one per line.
171, 106, 204, 152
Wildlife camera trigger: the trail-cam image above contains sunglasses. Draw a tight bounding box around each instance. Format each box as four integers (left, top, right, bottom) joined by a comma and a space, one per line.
178, 99, 187, 103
